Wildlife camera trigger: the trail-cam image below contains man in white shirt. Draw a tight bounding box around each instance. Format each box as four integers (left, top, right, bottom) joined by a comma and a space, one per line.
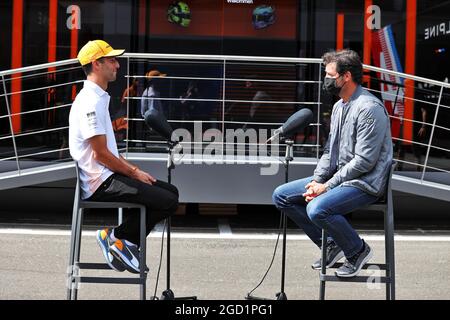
69, 40, 179, 273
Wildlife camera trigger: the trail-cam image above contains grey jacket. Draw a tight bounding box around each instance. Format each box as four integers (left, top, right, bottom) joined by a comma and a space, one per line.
313, 85, 393, 197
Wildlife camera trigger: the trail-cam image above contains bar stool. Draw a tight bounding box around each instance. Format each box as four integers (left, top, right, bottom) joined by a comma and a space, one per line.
67, 163, 148, 300
319, 161, 397, 300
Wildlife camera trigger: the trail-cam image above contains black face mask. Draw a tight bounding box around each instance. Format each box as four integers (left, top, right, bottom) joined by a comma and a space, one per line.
323, 76, 343, 96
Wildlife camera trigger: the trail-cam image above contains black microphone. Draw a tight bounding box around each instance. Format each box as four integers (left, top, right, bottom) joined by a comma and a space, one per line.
266, 108, 314, 143
144, 108, 174, 142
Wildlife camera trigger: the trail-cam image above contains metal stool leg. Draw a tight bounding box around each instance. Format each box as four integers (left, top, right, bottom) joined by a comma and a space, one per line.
67, 201, 80, 300
72, 208, 84, 300
118, 208, 123, 225
139, 207, 147, 300
386, 200, 396, 300
319, 229, 327, 300
384, 208, 391, 300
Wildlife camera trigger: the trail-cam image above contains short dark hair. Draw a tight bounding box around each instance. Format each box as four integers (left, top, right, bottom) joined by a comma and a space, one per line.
81, 58, 105, 76
322, 49, 363, 85
81, 63, 93, 76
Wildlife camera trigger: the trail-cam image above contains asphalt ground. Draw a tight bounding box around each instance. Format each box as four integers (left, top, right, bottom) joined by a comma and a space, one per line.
0, 218, 449, 300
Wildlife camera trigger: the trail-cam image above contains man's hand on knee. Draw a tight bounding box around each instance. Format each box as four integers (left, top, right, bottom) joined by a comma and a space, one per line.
132, 168, 156, 185
303, 182, 329, 202
305, 180, 318, 190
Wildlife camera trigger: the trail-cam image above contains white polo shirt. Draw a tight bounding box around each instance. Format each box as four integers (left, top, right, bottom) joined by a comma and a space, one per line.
69, 80, 119, 200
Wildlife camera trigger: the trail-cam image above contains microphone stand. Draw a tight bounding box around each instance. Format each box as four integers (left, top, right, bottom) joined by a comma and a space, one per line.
246, 138, 293, 301
160, 139, 197, 300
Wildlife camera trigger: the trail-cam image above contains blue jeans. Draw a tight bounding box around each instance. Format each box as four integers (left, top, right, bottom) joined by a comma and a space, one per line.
272, 176, 378, 258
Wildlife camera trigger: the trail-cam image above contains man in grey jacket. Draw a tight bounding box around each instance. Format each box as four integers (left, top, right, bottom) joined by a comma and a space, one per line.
273, 49, 393, 277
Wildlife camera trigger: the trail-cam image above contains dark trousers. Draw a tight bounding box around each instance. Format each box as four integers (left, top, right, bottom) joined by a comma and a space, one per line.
87, 173, 179, 245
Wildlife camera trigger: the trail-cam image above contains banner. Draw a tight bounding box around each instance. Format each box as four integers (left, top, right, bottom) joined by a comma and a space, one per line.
371, 25, 405, 140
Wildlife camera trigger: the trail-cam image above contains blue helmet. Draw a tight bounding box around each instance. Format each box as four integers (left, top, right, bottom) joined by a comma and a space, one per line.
252, 5, 275, 30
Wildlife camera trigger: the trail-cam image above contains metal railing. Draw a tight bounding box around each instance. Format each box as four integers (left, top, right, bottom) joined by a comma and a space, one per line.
1, 53, 449, 191
124, 60, 323, 162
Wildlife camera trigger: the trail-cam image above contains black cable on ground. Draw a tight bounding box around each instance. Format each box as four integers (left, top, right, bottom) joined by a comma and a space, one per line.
247, 211, 284, 297
152, 220, 167, 300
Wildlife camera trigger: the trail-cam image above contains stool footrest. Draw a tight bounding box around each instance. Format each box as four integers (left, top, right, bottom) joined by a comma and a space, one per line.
364, 204, 387, 211
331, 262, 387, 270
77, 263, 112, 270
320, 274, 391, 283
75, 276, 145, 285
79, 201, 145, 209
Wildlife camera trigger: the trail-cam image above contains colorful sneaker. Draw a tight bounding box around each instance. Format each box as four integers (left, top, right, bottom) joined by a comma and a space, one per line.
109, 239, 141, 274
96, 228, 125, 272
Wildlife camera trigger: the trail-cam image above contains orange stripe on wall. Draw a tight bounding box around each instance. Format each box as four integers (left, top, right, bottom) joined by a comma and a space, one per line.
404, 0, 417, 144
336, 13, 344, 50
363, 0, 372, 86
48, 0, 58, 72
70, 7, 79, 100
11, 0, 23, 134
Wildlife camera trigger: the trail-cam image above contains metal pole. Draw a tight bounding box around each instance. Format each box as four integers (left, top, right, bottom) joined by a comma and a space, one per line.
278, 139, 293, 300
1, 75, 21, 174
126, 57, 130, 158
316, 63, 322, 160
221, 59, 226, 157
140, 206, 146, 300
118, 208, 123, 225
421, 85, 444, 181
319, 229, 327, 300
392, 87, 402, 160
281, 161, 288, 293
161, 141, 196, 300
166, 143, 173, 291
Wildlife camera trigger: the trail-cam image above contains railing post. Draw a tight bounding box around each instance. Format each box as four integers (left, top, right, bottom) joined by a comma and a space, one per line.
125, 56, 130, 158
421, 85, 444, 182
1, 75, 21, 174
221, 59, 226, 156
316, 62, 322, 160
